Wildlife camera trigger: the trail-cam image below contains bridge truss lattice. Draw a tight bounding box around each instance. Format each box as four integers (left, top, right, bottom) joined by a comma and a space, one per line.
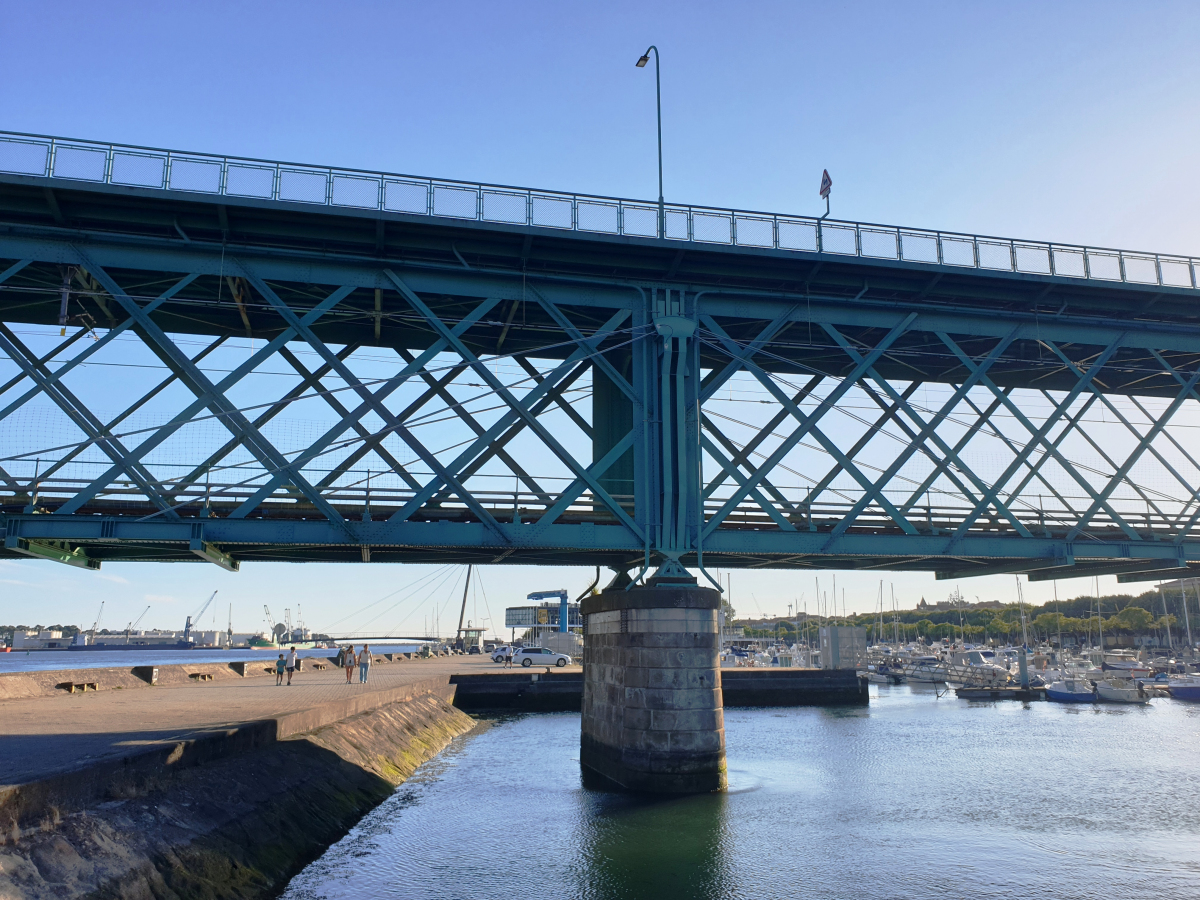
3, 131, 1200, 584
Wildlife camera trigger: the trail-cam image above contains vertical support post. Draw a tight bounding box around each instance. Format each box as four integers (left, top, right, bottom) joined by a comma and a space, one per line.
647, 288, 698, 575
374, 288, 382, 343
593, 350, 634, 511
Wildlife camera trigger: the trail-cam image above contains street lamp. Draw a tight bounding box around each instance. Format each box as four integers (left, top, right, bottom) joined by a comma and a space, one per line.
635, 45, 664, 239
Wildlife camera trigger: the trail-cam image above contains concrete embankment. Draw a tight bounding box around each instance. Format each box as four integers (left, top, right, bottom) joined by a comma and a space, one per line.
449, 667, 867, 711
0, 659, 479, 900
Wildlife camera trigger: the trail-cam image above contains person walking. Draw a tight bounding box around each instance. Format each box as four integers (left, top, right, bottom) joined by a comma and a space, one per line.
359, 644, 372, 684
503, 645, 513, 668
286, 646, 298, 685
275, 653, 286, 686
344, 645, 356, 684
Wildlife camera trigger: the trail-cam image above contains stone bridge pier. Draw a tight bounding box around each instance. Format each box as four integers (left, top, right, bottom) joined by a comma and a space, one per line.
579, 579, 726, 793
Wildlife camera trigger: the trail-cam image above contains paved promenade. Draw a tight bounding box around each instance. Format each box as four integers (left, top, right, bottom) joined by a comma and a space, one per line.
0, 655, 501, 786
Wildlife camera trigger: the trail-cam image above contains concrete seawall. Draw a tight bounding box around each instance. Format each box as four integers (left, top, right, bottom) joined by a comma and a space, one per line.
450, 668, 867, 712
0, 660, 477, 900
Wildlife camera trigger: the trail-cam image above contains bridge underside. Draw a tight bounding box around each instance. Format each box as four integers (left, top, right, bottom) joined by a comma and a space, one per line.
4, 158, 1200, 582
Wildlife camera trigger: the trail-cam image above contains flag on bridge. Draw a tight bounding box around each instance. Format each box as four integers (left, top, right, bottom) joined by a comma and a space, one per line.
819, 169, 832, 200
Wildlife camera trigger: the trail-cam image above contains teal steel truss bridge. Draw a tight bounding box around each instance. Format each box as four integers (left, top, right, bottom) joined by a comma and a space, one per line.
2, 131, 1200, 584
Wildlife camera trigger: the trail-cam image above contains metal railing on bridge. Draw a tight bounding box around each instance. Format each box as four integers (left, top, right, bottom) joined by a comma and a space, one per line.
10, 473, 1200, 544
0, 130, 1196, 292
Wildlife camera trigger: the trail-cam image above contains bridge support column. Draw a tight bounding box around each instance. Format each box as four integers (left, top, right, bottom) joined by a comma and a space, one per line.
580, 580, 725, 793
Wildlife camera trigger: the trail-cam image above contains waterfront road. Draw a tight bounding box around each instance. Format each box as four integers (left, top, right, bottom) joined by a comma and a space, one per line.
0, 655, 540, 786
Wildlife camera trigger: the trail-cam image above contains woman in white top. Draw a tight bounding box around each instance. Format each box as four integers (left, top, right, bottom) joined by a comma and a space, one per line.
344, 646, 356, 684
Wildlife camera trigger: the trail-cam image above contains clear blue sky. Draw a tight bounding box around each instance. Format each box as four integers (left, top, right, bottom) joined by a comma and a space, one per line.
2, 1, 1198, 634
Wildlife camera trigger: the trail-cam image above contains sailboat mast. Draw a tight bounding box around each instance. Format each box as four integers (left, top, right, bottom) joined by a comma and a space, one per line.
456, 565, 473, 639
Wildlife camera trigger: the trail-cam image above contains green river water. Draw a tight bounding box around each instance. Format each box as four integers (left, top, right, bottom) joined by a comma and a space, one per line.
281, 683, 1200, 900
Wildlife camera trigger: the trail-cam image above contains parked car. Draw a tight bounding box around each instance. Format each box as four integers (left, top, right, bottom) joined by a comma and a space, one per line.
492, 645, 513, 663
514, 647, 571, 668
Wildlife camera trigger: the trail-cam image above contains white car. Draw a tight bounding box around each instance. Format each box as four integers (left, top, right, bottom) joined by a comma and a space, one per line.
514, 647, 571, 668
491, 645, 514, 663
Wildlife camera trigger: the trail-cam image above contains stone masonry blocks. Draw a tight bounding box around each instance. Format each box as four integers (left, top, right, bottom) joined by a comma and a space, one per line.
580, 582, 726, 793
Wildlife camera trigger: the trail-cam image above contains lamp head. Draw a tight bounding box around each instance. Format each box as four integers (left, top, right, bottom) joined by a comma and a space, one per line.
635, 54, 649, 68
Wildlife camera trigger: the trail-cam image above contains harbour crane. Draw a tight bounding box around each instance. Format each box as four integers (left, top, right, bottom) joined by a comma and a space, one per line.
264, 604, 286, 645
125, 605, 151, 643
183, 591, 218, 644
87, 601, 105, 641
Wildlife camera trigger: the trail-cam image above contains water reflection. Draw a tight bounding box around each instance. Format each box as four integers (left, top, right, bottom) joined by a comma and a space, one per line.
574, 787, 729, 900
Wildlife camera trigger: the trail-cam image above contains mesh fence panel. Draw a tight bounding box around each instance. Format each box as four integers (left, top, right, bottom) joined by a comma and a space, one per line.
1087, 252, 1122, 281
1160, 259, 1192, 287
1052, 248, 1086, 278
734, 216, 773, 248
1014, 244, 1051, 274
169, 157, 222, 193
384, 180, 428, 213
433, 185, 477, 219
821, 224, 857, 255
900, 232, 938, 263
977, 241, 1013, 270
51, 145, 107, 181
225, 164, 275, 198
279, 169, 328, 204
621, 205, 657, 237
1123, 255, 1158, 284
693, 212, 732, 243
482, 191, 527, 224
664, 208, 690, 240
531, 195, 572, 229
331, 175, 380, 208
0, 138, 49, 175
577, 200, 619, 234
778, 220, 818, 251
111, 152, 165, 188
941, 237, 975, 266
861, 229, 898, 259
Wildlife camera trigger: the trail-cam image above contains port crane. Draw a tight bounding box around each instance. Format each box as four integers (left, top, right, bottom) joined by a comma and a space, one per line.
87, 601, 105, 641
263, 604, 287, 644
183, 591, 218, 644
124, 605, 151, 643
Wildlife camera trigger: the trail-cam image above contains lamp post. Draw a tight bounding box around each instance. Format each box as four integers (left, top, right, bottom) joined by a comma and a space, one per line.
635, 46, 664, 239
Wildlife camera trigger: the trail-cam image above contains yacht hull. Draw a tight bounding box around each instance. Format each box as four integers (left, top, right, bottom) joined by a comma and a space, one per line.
1046, 684, 1097, 703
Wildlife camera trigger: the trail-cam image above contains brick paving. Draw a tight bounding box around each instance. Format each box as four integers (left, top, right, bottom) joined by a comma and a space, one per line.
0, 655, 501, 786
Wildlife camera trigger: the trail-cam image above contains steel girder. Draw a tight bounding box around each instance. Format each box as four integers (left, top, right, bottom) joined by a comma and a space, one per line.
5, 217, 1200, 580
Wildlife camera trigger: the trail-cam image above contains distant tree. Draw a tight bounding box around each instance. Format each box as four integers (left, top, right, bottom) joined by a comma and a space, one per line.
1033, 613, 1063, 637
1114, 606, 1154, 633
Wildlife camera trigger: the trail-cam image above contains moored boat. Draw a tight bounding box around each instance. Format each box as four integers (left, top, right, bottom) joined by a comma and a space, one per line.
1096, 678, 1149, 704
1046, 678, 1097, 703
1167, 674, 1200, 702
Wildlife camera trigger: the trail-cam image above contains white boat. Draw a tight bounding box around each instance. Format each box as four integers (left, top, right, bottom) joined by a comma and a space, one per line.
1101, 650, 1154, 678
1096, 678, 1150, 704
906, 656, 949, 683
